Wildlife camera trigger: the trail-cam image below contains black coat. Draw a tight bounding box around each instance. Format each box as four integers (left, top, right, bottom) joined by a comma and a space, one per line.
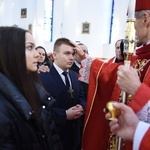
0, 72, 62, 150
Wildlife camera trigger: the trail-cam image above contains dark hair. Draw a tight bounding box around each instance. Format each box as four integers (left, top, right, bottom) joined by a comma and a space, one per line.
78, 43, 84, 46
78, 42, 88, 54
53, 38, 75, 52
35, 46, 51, 67
0, 26, 40, 118
120, 39, 124, 59
115, 39, 123, 47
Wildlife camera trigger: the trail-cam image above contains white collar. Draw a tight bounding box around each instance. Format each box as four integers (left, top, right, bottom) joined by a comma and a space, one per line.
74, 60, 81, 68
53, 63, 69, 75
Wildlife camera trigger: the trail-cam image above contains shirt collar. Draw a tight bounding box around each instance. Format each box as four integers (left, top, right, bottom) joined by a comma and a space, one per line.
53, 63, 69, 75
74, 60, 81, 68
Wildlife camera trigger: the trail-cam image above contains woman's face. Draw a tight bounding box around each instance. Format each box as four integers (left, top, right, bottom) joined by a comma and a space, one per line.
25, 32, 39, 72
36, 48, 46, 63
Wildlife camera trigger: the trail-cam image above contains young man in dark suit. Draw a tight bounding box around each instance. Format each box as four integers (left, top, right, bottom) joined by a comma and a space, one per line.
39, 38, 86, 150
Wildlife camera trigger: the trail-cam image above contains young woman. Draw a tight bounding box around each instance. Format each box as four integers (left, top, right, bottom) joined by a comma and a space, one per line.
0, 26, 62, 150
36, 46, 52, 67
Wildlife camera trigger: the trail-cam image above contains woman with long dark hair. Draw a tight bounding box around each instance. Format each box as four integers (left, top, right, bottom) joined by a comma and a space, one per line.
36, 46, 52, 67
0, 26, 62, 150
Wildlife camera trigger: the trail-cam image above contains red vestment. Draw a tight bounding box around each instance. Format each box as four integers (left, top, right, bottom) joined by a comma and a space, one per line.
81, 44, 150, 150
107, 56, 116, 63
140, 128, 150, 149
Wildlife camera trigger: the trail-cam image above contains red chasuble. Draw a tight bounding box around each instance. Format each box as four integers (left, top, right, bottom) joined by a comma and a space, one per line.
82, 44, 150, 150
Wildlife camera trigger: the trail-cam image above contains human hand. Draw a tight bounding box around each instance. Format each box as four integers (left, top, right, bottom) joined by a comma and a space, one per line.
69, 41, 85, 57
66, 105, 84, 120
105, 103, 139, 141
38, 65, 50, 73
117, 65, 141, 95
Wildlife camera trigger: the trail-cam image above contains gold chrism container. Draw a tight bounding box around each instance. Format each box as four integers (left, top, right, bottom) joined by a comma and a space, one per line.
106, 101, 121, 121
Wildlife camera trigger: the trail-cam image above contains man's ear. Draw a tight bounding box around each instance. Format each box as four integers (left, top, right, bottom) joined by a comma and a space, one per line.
52, 52, 57, 59
142, 12, 150, 26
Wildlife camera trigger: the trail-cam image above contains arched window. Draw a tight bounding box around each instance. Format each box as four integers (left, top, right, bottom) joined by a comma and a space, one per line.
44, 0, 54, 42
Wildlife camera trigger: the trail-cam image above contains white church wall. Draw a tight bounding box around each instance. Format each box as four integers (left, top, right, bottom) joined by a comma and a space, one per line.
0, 0, 36, 30
102, 0, 130, 59
0, 0, 130, 58
76, 0, 112, 57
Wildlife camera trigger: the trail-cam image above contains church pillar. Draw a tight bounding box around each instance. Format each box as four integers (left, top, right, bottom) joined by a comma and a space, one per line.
61, 0, 78, 40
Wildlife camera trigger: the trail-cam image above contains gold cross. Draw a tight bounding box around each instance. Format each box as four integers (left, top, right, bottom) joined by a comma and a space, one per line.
68, 87, 74, 98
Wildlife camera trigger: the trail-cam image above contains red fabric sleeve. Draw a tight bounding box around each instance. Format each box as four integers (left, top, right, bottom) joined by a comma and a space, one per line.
130, 83, 150, 113
139, 128, 150, 150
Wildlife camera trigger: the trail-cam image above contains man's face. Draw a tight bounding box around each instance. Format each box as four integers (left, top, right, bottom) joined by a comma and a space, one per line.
115, 40, 123, 61
75, 45, 88, 64
53, 44, 75, 70
135, 11, 150, 47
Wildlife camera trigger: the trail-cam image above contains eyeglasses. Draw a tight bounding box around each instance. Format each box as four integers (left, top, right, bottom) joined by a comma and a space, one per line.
38, 52, 45, 57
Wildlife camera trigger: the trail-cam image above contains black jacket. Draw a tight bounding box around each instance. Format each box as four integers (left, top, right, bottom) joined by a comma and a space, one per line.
0, 72, 62, 150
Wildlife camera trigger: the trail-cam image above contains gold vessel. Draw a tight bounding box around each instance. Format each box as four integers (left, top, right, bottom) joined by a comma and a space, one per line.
106, 101, 121, 121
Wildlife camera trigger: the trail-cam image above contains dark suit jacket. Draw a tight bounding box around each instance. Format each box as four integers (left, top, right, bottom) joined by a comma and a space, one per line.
71, 62, 88, 99
39, 64, 86, 150
70, 62, 80, 73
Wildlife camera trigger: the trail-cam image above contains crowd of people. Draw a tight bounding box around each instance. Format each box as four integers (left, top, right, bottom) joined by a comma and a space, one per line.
1, 0, 150, 150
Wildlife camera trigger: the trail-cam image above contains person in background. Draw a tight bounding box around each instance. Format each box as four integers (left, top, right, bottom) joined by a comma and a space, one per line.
39, 38, 86, 150
47, 52, 54, 63
70, 42, 89, 98
105, 102, 150, 150
107, 39, 124, 63
0, 26, 62, 150
70, 42, 89, 140
36, 46, 52, 73
71, 43, 88, 73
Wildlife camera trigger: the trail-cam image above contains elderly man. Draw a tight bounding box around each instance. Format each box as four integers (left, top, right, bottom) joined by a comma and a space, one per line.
71, 43, 88, 73
70, 43, 89, 98
73, 0, 150, 149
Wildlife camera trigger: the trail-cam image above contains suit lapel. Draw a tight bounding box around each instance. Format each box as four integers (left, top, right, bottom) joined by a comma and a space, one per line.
51, 65, 68, 94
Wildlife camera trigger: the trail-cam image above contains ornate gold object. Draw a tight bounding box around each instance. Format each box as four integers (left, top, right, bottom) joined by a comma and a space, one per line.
106, 101, 121, 121
123, 19, 136, 62
112, 1, 136, 149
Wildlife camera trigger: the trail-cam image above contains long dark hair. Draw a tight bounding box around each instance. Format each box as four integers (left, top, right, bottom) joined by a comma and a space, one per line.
0, 26, 40, 118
